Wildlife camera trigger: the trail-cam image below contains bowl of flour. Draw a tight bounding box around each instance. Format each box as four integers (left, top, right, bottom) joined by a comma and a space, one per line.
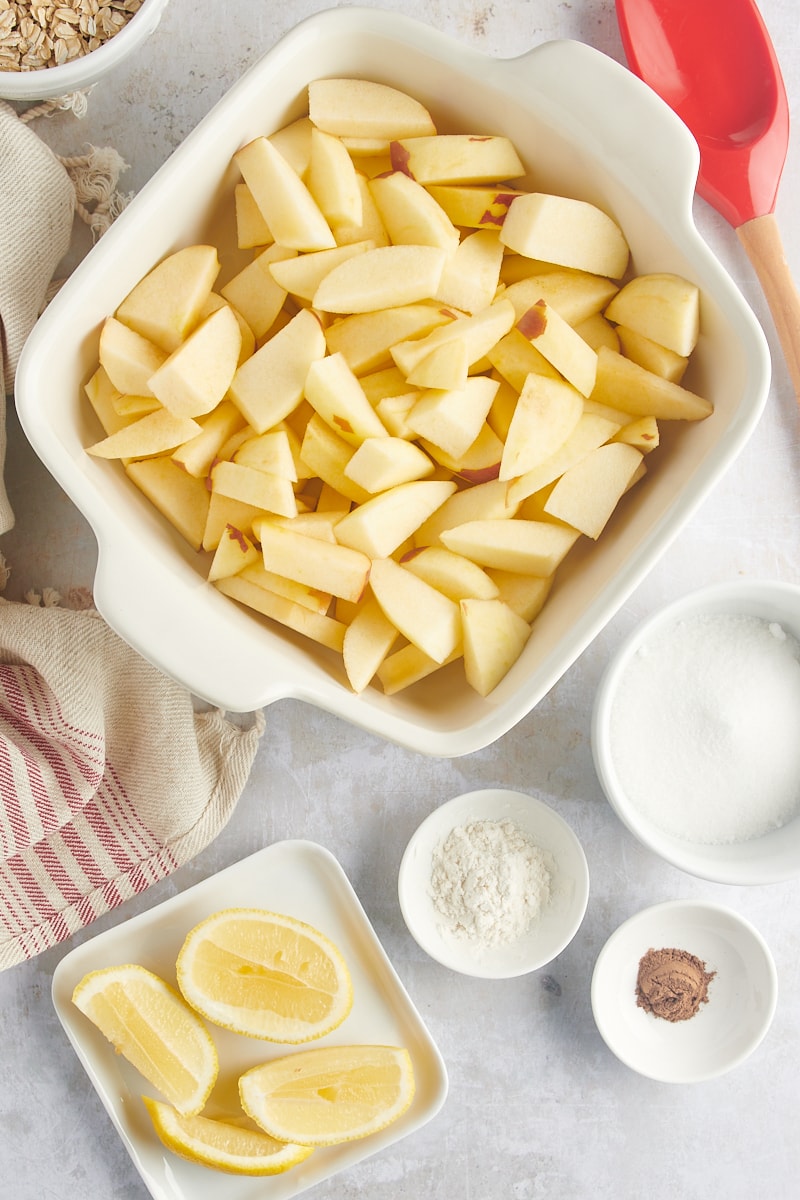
592, 578, 800, 885
397, 788, 589, 978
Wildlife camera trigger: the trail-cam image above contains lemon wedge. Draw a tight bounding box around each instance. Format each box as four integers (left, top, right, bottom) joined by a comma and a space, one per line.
176, 908, 353, 1043
72, 964, 218, 1115
239, 1045, 416, 1146
142, 1096, 314, 1175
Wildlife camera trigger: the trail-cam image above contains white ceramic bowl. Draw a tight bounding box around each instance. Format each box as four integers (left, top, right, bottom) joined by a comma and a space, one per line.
398, 788, 589, 977
591, 899, 777, 1083
592, 579, 800, 884
0, 0, 170, 101
15, 7, 770, 756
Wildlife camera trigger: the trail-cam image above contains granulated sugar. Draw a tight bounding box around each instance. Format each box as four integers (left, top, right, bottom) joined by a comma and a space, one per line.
609, 612, 800, 844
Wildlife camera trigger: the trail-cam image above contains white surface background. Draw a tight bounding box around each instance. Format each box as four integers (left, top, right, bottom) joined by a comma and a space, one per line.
2, 0, 800, 1197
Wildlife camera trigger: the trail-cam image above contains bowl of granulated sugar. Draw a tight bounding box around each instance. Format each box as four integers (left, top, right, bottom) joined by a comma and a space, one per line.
592, 579, 800, 885
398, 788, 589, 978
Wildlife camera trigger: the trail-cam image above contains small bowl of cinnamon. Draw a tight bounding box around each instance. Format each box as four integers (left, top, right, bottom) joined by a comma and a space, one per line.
590, 899, 777, 1083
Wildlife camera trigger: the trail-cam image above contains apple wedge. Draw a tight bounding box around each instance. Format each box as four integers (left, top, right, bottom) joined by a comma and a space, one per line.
590, 346, 713, 420
215, 574, 346, 652
220, 243, 296, 340
207, 524, 260, 582
344, 436, 434, 491
229, 308, 327, 434
211, 460, 298, 518
98, 317, 167, 397
419, 421, 504, 484
503, 269, 619, 327
368, 170, 460, 254
87, 408, 201, 459
304, 352, 389, 445
376, 643, 460, 694
499, 373, 584, 481
615, 324, 689, 382
239, 561, 332, 613
390, 134, 525, 184
234, 135, 336, 251
440, 518, 579, 575
267, 241, 373, 303
406, 376, 500, 460
486, 570, 553, 623
434, 228, 504, 315
325, 302, 455, 375
500, 192, 630, 279
505, 411, 622, 505
148, 305, 242, 418
256, 519, 371, 603
171, 400, 247, 477
460, 597, 532, 696
405, 338, 469, 392
268, 116, 314, 175
342, 596, 399, 693
312, 244, 448, 314
517, 301, 598, 398
486, 328, 561, 391
331, 173, 390, 248
333, 478, 457, 558
307, 126, 363, 229
299, 415, 372, 505
542, 441, 643, 538
604, 272, 700, 356
308, 78, 437, 142
125, 455, 210, 551
234, 183, 273, 249
390, 297, 515, 376
425, 184, 526, 229
368, 557, 462, 664
114, 244, 220, 353
400, 545, 499, 601
84, 365, 129, 436
233, 429, 297, 480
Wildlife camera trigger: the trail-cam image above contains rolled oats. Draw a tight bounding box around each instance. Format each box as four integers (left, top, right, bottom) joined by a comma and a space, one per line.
0, 0, 143, 71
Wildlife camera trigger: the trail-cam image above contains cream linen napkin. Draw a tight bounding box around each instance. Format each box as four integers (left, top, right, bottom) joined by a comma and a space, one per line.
0, 100, 265, 970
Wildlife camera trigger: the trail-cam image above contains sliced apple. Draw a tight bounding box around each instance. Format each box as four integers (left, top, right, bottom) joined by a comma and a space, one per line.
268, 116, 314, 175
239, 561, 332, 613
171, 400, 247, 477
207, 523, 260, 582
215, 573, 346, 652
517, 301, 597, 397
590, 346, 713, 420
503, 269, 619, 326
304, 352, 389, 444
344, 436, 434, 491
125, 455, 210, 551
98, 317, 167, 397
390, 134, 525, 184
612, 415, 660, 454
486, 570, 553, 622
573, 311, 621, 353
486, 328, 561, 391
220, 243, 296, 340
615, 324, 689, 382
342, 596, 399, 692
234, 183, 273, 249
147, 305, 242, 418
401, 545, 499, 601
500, 192, 630, 279
604, 272, 700, 356
325, 302, 455, 375
390, 297, 515, 376
368, 557, 461, 663
367, 170, 460, 254
308, 78, 437, 142
543, 441, 643, 538
506, 411, 621, 505
87, 408, 201, 459
334, 478, 457, 558
305, 127, 360, 224
229, 308, 327, 433
257, 519, 370, 603
234, 135, 336, 251
211, 460, 298, 518
406, 376, 500, 460
425, 184, 526, 229
419, 421, 504, 484
460, 597, 532, 696
114, 244, 220, 353
299, 414, 372, 505
202, 491, 267, 552
500, 373, 584, 481
375, 391, 421, 440
233, 428, 298, 480
84, 365, 129, 436
405, 338, 469, 392
376, 642, 459, 694
312, 244, 447, 314
198, 293, 256, 366
331, 173, 390, 248
267, 241, 373, 303
434, 228, 504, 315
440, 518, 579, 575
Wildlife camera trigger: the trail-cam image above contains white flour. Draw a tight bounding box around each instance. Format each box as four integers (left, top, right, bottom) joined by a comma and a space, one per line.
430, 818, 552, 947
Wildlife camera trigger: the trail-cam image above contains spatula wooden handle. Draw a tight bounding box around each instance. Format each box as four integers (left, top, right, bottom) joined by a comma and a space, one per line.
736, 214, 800, 406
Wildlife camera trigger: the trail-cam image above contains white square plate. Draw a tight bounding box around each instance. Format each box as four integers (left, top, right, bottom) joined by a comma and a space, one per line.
52, 840, 448, 1199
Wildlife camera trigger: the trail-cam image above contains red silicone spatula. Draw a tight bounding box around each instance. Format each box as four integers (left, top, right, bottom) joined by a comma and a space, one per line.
615, 0, 800, 402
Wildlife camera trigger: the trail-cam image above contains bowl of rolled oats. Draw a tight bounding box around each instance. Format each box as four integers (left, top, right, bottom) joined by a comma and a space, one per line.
0, 0, 169, 100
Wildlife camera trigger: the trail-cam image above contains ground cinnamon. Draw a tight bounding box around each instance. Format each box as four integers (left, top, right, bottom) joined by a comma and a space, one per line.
635, 946, 715, 1022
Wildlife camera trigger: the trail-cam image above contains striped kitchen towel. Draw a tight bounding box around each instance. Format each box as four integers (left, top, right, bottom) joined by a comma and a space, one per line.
0, 596, 264, 970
